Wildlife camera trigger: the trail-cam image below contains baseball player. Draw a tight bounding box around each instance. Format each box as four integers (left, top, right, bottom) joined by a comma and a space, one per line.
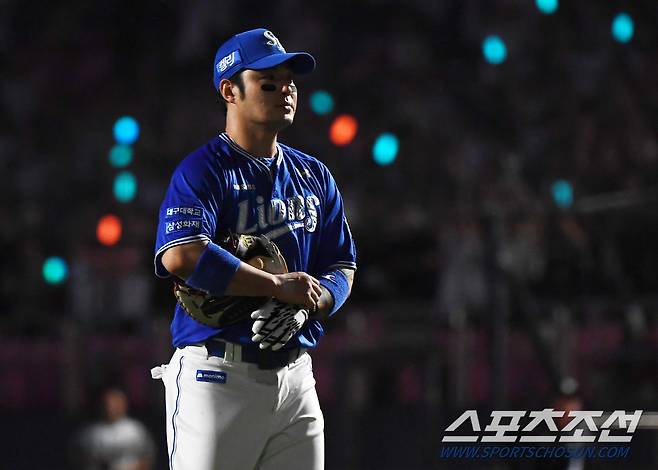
151, 28, 356, 470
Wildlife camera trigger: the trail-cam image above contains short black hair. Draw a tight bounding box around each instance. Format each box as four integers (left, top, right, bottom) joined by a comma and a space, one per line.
217, 71, 246, 111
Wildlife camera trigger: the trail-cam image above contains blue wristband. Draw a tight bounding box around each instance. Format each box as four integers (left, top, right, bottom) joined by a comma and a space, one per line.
319, 269, 351, 316
185, 242, 241, 297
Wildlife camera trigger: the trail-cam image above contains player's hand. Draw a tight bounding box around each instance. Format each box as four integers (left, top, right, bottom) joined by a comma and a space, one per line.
251, 300, 309, 351
271, 272, 321, 310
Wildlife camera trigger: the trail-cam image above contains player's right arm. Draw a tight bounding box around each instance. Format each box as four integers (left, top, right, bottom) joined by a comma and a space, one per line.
161, 241, 321, 309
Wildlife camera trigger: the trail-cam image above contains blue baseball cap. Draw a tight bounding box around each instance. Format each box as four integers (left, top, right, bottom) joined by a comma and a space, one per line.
213, 28, 316, 91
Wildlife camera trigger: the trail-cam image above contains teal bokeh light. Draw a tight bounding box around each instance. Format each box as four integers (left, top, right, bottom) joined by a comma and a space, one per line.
309, 90, 334, 115
372, 133, 399, 166
43, 256, 68, 285
612, 13, 634, 43
536, 0, 558, 14
482, 35, 507, 65
551, 179, 573, 209
113, 116, 140, 145
113, 171, 138, 203
109, 145, 134, 168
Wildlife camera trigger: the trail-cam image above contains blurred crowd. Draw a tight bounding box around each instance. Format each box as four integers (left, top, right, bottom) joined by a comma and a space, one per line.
2, 1, 657, 322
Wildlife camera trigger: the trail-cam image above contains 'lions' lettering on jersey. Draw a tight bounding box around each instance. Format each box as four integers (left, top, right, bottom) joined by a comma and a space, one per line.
154, 133, 356, 350
236, 194, 320, 235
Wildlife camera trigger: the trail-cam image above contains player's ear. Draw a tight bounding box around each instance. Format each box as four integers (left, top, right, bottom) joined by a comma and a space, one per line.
219, 79, 237, 104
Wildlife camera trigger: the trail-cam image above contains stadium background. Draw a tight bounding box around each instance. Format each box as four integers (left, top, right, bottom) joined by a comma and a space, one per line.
1, 0, 657, 468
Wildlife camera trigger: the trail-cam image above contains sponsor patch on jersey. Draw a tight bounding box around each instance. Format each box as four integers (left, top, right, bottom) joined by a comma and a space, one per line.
166, 206, 203, 218
165, 219, 201, 234
195, 370, 227, 384
233, 183, 256, 191
295, 167, 313, 179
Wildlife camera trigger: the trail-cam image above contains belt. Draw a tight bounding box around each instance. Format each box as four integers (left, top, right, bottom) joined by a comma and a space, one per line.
204, 339, 306, 370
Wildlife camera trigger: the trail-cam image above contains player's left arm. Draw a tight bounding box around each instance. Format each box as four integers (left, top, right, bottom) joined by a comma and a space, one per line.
312, 268, 354, 321
309, 164, 357, 320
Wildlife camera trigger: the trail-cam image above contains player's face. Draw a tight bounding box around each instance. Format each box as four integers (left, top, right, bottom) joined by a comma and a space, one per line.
235, 64, 298, 130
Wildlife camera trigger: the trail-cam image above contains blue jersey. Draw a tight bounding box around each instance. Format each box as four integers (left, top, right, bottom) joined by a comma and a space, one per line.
154, 133, 357, 349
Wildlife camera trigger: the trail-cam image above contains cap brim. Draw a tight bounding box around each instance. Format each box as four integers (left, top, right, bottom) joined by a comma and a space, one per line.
246, 52, 316, 74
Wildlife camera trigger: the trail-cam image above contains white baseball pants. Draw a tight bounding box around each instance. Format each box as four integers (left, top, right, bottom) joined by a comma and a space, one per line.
152, 344, 324, 470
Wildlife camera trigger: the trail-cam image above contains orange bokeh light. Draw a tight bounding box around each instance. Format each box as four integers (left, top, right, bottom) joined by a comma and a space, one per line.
97, 214, 122, 246
329, 114, 358, 146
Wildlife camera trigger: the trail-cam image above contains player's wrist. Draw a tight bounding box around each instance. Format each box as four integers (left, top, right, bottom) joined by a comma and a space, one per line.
308, 286, 333, 321
267, 273, 283, 298
317, 269, 351, 318
184, 242, 242, 297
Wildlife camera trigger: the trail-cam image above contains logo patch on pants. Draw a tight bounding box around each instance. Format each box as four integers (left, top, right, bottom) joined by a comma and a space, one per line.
196, 370, 227, 383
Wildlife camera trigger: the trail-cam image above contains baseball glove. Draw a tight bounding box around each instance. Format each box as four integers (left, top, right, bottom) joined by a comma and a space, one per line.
173, 233, 287, 328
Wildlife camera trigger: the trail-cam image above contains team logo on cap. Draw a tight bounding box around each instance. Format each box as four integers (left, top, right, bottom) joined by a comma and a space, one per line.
264, 30, 285, 52
216, 50, 241, 73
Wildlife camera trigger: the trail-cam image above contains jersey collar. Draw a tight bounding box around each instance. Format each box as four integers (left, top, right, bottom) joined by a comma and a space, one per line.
219, 133, 283, 171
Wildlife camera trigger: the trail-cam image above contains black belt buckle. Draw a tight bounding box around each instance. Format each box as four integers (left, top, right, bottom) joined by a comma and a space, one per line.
205, 340, 226, 358
256, 348, 298, 370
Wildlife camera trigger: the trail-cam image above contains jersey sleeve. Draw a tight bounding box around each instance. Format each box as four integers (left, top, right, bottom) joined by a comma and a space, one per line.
313, 165, 357, 274
153, 154, 221, 278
